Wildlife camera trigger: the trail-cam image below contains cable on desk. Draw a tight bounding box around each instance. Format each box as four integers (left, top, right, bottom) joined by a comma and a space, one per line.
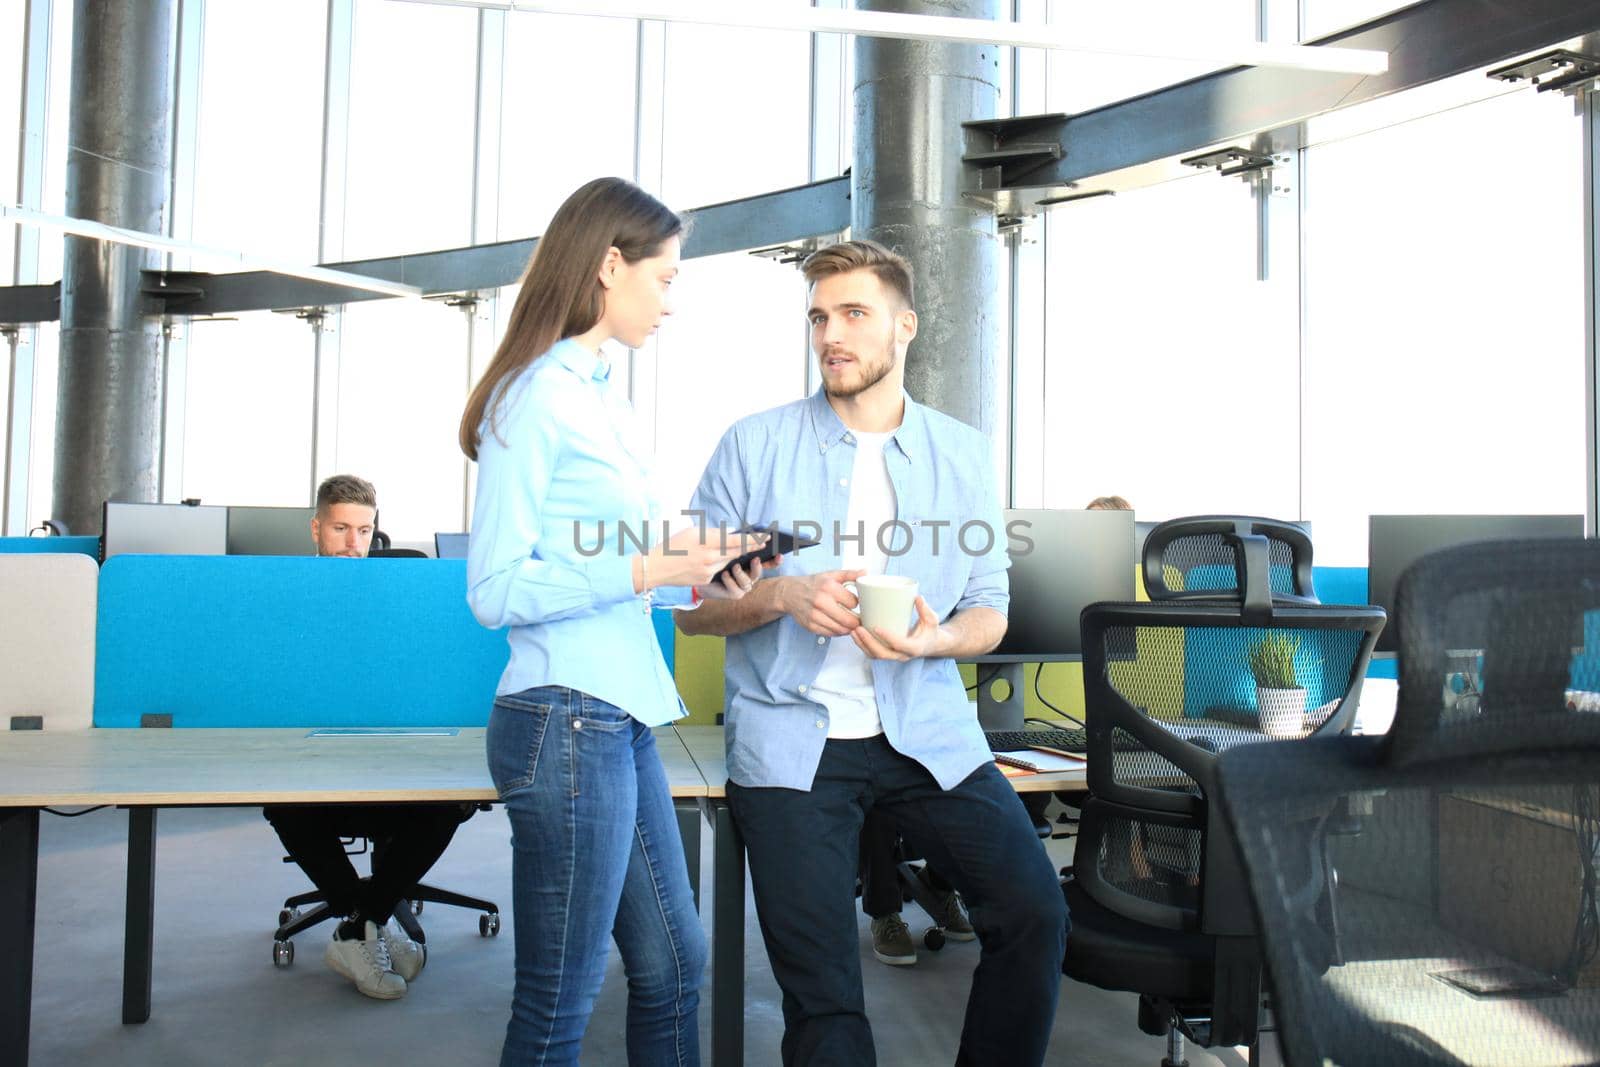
965, 665, 1000, 693
43, 805, 109, 817
1030, 663, 1087, 728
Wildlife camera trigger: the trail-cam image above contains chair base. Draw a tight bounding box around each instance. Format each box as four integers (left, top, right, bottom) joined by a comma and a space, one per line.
274, 880, 499, 945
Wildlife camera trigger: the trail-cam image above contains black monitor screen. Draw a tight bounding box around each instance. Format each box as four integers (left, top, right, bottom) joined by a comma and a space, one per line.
1368, 514, 1584, 652
226, 505, 316, 556
984, 508, 1136, 661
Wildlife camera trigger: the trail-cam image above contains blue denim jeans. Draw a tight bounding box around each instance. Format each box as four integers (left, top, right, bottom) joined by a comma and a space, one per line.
487, 686, 706, 1067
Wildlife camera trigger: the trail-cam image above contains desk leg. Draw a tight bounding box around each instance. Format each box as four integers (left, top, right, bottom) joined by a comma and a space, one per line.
0, 807, 40, 1067
675, 800, 701, 912
707, 799, 744, 1067
123, 807, 156, 1025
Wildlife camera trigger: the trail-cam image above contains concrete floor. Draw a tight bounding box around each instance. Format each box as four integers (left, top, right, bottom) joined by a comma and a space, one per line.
25, 803, 1251, 1066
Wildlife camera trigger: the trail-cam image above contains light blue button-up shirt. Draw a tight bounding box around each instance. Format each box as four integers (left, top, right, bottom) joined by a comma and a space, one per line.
467, 338, 691, 727
689, 389, 1010, 790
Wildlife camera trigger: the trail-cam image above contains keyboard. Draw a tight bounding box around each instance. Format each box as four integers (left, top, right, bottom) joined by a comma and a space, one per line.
985, 728, 1150, 754
985, 728, 1087, 754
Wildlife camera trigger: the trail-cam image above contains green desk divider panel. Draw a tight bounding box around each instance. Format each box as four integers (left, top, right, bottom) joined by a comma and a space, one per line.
95, 555, 510, 728
0, 536, 99, 558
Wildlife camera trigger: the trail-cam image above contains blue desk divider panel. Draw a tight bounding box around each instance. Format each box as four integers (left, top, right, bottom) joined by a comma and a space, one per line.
0, 536, 99, 558
1178, 565, 1373, 718
1310, 566, 1368, 608
94, 556, 513, 728
653, 607, 676, 675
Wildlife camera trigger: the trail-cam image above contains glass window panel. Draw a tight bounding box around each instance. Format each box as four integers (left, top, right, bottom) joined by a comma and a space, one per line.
335, 299, 472, 543
26, 322, 57, 527
661, 17, 811, 208
1039, 177, 1299, 520
0, 0, 23, 286
498, 13, 637, 240
1045, 0, 1256, 113
1301, 92, 1585, 563
180, 313, 316, 507
191, 0, 325, 261
34, 0, 70, 283
343, 1, 476, 260
647, 252, 810, 512
1302, 1, 1408, 39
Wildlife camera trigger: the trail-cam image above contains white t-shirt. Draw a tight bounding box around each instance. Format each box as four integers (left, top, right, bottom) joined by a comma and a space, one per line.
810, 429, 896, 739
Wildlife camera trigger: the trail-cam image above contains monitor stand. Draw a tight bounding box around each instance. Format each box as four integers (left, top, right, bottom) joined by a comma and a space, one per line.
974, 663, 1026, 731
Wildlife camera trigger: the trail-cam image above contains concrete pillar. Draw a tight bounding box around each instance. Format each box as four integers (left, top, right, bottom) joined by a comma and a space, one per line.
54, 0, 176, 535
853, 0, 1001, 433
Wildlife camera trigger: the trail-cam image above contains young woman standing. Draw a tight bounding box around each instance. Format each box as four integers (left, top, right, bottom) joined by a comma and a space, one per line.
461, 177, 765, 1066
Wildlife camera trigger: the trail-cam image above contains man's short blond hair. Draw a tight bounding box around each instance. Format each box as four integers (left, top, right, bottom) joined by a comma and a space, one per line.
801, 239, 914, 310
316, 474, 377, 514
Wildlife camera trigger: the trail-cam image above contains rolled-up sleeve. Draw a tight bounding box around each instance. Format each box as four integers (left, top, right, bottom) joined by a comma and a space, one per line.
466, 382, 639, 630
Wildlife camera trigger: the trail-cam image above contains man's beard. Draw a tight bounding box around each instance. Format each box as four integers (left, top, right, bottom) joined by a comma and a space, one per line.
822, 338, 896, 399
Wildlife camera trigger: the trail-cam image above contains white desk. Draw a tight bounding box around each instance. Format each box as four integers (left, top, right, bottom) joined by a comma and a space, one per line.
0, 727, 708, 1067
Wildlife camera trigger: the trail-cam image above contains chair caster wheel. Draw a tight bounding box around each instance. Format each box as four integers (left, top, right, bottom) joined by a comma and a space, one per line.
410, 900, 424, 916
273, 940, 295, 967
480, 912, 501, 937
923, 927, 946, 951
278, 908, 298, 927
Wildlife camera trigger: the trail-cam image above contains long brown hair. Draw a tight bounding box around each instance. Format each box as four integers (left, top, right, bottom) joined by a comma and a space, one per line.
458, 177, 684, 460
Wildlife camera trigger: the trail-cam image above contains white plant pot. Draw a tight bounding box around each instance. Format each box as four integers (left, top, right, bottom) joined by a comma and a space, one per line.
1257, 686, 1308, 738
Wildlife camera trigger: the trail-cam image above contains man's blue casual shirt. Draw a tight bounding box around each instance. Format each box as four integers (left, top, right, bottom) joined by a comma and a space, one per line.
689, 388, 1010, 790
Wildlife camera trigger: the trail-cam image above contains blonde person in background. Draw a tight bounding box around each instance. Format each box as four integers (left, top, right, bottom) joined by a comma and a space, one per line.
460, 177, 768, 1067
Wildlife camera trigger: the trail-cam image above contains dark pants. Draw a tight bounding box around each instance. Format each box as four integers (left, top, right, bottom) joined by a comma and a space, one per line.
730, 736, 1068, 1067
858, 808, 951, 919
264, 803, 468, 924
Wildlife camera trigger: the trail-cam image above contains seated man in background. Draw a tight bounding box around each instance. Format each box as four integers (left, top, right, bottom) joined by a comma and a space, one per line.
263, 474, 468, 1000
858, 807, 972, 966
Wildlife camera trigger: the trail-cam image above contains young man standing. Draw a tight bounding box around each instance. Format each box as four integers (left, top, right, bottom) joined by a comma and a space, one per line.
264, 474, 467, 1000
679, 242, 1066, 1065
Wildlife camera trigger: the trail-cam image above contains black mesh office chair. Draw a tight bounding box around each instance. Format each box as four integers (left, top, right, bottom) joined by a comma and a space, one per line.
1063, 517, 1385, 1065
1142, 515, 1317, 602
272, 804, 500, 967
1214, 538, 1600, 1067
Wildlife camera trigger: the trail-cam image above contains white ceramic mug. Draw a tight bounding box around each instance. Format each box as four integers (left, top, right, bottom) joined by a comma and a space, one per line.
847, 575, 920, 636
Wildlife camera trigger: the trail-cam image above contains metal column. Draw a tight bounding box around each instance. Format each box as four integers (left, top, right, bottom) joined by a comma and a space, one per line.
53, 0, 176, 535
853, 0, 1002, 433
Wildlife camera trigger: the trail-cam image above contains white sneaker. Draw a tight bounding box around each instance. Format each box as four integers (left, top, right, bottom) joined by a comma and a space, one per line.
324, 920, 407, 1000
380, 921, 427, 982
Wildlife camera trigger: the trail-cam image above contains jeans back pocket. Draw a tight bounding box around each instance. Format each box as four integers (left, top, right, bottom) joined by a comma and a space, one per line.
486, 689, 559, 797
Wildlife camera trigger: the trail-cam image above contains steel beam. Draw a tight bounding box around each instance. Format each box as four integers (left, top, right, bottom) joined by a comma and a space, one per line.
964, 0, 1600, 212
133, 177, 851, 318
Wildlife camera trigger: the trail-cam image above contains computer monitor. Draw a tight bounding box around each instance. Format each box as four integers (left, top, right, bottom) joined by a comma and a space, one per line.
226, 505, 316, 556
1368, 514, 1584, 652
101, 501, 228, 561
434, 532, 469, 559
982, 508, 1137, 661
